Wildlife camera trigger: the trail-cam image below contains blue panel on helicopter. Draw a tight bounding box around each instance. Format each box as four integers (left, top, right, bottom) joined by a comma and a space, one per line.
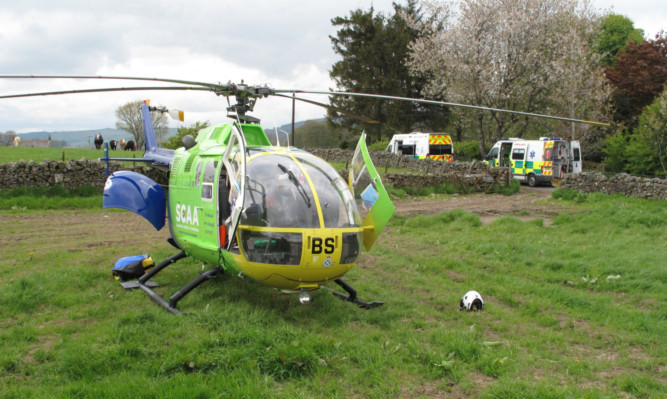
103, 171, 166, 230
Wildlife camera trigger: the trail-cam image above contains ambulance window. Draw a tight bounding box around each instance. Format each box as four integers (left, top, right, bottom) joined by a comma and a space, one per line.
201, 161, 217, 201
487, 147, 499, 160
512, 148, 525, 160
573, 148, 581, 162
400, 144, 416, 155
429, 144, 453, 155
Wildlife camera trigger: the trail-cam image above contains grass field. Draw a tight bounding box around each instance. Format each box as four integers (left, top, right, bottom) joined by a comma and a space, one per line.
0, 189, 664, 398
0, 146, 136, 164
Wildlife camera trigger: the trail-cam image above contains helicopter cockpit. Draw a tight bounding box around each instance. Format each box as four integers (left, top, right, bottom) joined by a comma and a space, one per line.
235, 148, 363, 266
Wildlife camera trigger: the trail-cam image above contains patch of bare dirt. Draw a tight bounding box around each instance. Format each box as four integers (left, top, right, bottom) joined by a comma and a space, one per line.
0, 210, 171, 257
393, 186, 568, 226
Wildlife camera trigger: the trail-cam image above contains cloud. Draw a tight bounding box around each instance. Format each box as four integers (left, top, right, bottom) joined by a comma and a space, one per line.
2, 0, 658, 134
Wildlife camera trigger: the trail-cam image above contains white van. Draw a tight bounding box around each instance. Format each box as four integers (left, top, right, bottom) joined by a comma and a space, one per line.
484, 137, 581, 186
385, 132, 454, 161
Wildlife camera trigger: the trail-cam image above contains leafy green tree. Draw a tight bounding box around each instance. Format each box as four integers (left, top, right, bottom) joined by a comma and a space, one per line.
162, 121, 210, 150
627, 90, 667, 175
596, 14, 645, 67
602, 130, 628, 172
604, 90, 667, 175
328, 1, 449, 143
293, 120, 340, 148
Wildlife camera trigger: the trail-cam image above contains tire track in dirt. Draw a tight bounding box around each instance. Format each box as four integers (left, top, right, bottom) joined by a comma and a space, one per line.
1, 211, 171, 256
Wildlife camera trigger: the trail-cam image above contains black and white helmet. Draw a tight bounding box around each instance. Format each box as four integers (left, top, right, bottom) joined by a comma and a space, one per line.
460, 290, 484, 311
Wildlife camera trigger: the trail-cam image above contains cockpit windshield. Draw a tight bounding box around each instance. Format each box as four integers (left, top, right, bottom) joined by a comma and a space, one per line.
240, 150, 362, 229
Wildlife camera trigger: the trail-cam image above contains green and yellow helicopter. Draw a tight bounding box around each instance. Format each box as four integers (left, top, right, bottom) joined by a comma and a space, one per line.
0, 75, 401, 313
0, 75, 609, 313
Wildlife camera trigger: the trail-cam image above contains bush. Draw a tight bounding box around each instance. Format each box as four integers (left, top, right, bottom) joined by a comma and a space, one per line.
455, 141, 482, 161
368, 139, 389, 152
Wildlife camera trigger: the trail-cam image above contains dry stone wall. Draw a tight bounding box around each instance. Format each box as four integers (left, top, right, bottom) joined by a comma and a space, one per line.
0, 158, 167, 190
559, 172, 666, 200
308, 148, 485, 175
0, 152, 510, 192
309, 149, 511, 191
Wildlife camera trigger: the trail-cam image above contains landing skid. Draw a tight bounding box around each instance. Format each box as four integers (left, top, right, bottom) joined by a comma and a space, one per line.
118, 250, 223, 314
331, 278, 384, 309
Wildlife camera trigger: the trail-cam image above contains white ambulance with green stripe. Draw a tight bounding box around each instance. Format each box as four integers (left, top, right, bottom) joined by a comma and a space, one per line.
484, 138, 581, 186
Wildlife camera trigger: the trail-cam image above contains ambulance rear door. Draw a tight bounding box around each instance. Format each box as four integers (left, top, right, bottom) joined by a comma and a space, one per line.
571, 141, 582, 173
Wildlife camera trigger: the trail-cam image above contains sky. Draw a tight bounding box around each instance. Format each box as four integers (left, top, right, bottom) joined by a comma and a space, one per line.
0, 0, 664, 134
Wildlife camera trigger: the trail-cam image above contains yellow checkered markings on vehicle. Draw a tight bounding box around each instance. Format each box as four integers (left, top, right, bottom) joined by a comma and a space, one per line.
428, 135, 452, 145
512, 160, 551, 175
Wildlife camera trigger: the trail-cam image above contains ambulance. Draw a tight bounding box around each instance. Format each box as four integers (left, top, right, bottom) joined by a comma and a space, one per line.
385, 132, 454, 161
484, 137, 581, 186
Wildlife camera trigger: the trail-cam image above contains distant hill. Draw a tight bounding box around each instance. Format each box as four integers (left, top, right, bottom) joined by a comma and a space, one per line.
17, 128, 178, 148
16, 117, 336, 149
263, 119, 323, 145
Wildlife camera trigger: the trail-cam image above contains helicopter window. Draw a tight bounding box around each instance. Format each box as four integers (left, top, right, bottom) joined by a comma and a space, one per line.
239, 230, 302, 265
201, 161, 217, 201
296, 155, 362, 228
241, 154, 319, 228
194, 162, 203, 187
203, 161, 217, 183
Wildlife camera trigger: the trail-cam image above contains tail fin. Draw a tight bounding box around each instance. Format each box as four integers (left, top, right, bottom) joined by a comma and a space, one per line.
141, 102, 158, 153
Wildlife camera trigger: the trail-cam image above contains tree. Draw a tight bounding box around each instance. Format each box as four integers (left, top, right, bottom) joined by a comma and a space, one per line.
292, 120, 340, 149
407, 0, 611, 155
630, 89, 667, 175
115, 100, 168, 150
328, 1, 449, 143
605, 32, 667, 128
596, 14, 644, 67
163, 121, 210, 150
0, 130, 16, 146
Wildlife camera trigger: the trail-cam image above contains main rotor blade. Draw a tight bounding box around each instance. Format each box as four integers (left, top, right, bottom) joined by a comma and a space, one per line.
0, 86, 212, 99
274, 93, 379, 124
0, 74, 231, 91
277, 89, 610, 127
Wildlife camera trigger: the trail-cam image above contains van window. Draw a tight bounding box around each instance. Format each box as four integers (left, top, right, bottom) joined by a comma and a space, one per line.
512, 148, 525, 160
573, 148, 581, 162
429, 144, 453, 155
399, 144, 416, 156
486, 147, 499, 160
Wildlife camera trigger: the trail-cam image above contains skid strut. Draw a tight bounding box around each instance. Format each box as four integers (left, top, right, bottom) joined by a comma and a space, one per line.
332, 278, 384, 309
120, 250, 222, 314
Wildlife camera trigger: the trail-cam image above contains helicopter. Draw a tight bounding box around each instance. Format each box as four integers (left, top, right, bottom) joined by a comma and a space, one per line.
0, 75, 610, 314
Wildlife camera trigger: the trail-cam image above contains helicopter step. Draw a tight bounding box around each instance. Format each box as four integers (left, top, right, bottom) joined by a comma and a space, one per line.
331, 278, 384, 309
119, 250, 222, 314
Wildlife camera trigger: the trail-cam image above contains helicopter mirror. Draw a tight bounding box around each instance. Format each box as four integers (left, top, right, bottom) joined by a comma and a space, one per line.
182, 135, 196, 150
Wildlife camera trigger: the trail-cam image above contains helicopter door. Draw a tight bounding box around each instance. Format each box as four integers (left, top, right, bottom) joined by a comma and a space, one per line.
220, 123, 247, 250
349, 132, 395, 251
